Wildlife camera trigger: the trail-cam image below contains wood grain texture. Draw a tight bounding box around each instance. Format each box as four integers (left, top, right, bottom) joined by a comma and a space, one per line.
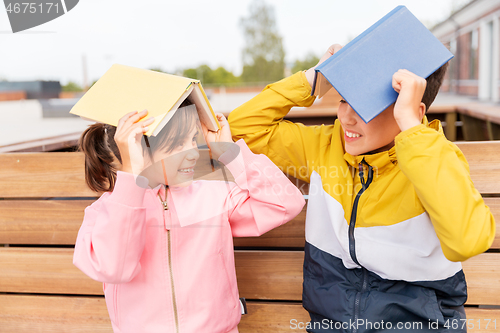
0, 153, 97, 198
1, 142, 497, 198
463, 253, 500, 306
454, 141, 500, 195
0, 295, 112, 333
1, 248, 499, 306
233, 207, 306, 248
484, 198, 500, 249
464, 308, 500, 333
239, 302, 309, 333
0, 200, 92, 244
1, 295, 497, 333
0, 247, 103, 295
1, 197, 498, 250
0, 150, 222, 198
240, 303, 500, 333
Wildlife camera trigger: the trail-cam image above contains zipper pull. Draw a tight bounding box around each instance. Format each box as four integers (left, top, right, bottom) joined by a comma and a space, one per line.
158, 185, 169, 210
358, 163, 365, 187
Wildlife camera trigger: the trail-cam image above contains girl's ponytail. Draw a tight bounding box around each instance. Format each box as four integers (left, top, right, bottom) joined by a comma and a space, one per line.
79, 123, 120, 193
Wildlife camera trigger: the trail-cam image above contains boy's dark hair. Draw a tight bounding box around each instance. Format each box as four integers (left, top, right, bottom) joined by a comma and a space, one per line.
79, 99, 199, 193
422, 61, 449, 112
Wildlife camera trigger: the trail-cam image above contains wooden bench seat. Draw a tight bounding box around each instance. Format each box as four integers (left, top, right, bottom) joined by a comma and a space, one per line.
1, 141, 499, 333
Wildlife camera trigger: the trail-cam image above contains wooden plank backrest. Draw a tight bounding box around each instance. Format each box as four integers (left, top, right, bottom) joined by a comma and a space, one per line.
1, 141, 499, 332
1, 143, 499, 247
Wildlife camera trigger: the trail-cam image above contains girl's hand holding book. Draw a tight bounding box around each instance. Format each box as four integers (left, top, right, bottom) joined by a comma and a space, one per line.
201, 113, 233, 160
115, 109, 155, 175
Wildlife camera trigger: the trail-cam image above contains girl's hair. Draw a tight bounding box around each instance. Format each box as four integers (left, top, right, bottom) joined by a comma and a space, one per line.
79, 100, 199, 192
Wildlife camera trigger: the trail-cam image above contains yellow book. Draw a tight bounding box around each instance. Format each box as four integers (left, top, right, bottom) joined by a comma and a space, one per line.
70, 64, 220, 136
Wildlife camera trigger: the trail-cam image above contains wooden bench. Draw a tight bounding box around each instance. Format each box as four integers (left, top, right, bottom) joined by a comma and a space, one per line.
1, 142, 499, 332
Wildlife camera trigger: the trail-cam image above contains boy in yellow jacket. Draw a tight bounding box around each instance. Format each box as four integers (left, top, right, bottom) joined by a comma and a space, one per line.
228, 45, 495, 332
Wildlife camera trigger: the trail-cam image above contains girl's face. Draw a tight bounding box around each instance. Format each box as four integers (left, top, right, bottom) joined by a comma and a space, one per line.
141, 125, 200, 188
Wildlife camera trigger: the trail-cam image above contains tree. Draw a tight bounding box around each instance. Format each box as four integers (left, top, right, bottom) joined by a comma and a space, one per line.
183, 64, 213, 83
62, 81, 82, 92
212, 67, 239, 85
292, 53, 319, 74
239, 0, 285, 83
183, 65, 239, 85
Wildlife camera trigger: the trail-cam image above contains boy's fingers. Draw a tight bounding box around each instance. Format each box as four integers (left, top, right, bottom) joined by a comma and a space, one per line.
318, 44, 343, 65
331, 44, 343, 54
392, 73, 403, 92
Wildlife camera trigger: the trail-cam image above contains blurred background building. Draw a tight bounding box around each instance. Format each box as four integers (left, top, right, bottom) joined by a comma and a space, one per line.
0, 80, 60, 100
0, 0, 498, 153
433, 0, 500, 102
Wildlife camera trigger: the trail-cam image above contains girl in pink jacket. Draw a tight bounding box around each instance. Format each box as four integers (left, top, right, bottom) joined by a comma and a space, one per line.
73, 103, 305, 333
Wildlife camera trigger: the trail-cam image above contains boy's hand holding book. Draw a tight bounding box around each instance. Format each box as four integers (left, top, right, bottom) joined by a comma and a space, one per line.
392, 69, 427, 132
305, 44, 342, 88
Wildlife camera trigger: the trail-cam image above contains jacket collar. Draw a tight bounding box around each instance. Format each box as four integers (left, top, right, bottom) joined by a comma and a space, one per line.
150, 184, 164, 196
150, 183, 189, 196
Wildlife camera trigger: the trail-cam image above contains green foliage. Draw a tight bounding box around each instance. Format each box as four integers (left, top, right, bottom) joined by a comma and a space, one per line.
183, 65, 239, 85
239, 0, 285, 83
212, 67, 240, 84
62, 81, 82, 92
292, 53, 319, 74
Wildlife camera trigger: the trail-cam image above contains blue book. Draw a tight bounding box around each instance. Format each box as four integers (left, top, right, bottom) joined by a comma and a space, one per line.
312, 5, 453, 123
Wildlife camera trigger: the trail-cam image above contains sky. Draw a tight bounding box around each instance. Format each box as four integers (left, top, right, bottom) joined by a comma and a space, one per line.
0, 0, 470, 86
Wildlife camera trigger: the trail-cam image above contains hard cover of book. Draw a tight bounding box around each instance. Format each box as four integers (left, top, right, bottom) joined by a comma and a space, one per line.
70, 64, 220, 136
312, 5, 454, 123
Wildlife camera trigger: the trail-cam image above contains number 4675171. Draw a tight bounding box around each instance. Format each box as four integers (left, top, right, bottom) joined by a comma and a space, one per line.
444, 319, 497, 330
6, 2, 59, 14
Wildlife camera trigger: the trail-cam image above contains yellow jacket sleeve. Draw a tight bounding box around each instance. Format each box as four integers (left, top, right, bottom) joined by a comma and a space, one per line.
228, 71, 335, 183
395, 124, 496, 262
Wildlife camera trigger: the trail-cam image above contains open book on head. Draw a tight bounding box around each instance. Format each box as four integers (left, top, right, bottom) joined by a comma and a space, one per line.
311, 5, 453, 123
70, 64, 220, 136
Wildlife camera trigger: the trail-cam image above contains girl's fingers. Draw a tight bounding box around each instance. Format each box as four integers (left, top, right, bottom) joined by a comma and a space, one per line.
117, 110, 148, 134
117, 120, 152, 143
118, 114, 154, 136
118, 111, 139, 128
215, 113, 228, 123
123, 109, 148, 127
215, 114, 230, 130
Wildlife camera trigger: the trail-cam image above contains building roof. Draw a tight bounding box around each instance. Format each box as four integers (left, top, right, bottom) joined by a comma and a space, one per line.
432, 0, 500, 39
0, 100, 92, 152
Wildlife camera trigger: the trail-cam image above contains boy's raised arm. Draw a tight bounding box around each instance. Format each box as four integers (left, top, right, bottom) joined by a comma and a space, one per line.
228, 46, 342, 183
228, 71, 316, 182
396, 128, 495, 262
392, 70, 495, 262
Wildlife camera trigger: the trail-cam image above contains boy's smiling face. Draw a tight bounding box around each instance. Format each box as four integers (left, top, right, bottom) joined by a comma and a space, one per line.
338, 100, 402, 156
